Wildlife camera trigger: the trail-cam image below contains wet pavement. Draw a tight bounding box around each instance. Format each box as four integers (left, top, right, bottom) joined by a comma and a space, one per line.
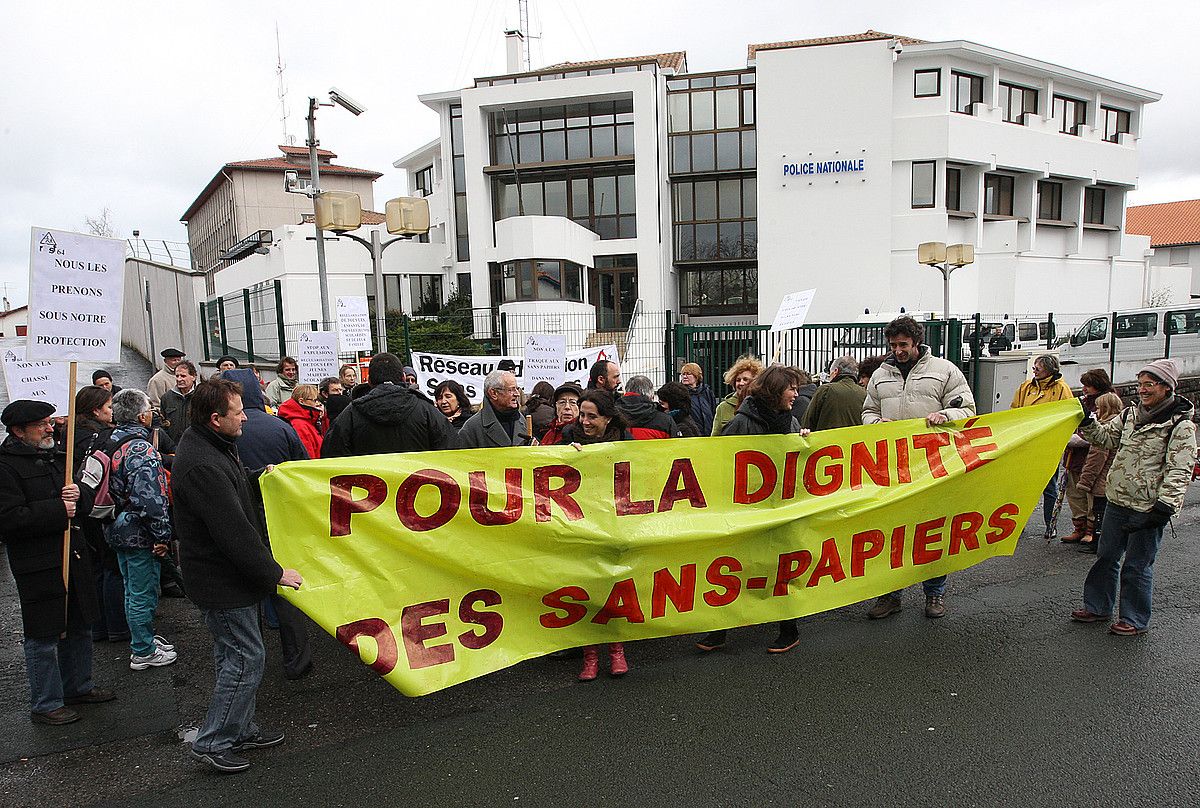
1, 375, 1198, 805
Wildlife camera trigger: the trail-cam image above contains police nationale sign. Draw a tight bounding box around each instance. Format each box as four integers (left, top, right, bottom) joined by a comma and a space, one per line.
783, 157, 866, 178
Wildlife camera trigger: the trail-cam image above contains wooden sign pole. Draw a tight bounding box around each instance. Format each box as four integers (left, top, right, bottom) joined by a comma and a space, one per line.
60, 361, 77, 591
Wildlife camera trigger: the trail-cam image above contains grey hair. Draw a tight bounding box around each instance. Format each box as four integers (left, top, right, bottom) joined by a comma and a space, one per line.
830, 354, 859, 378
111, 388, 151, 425
483, 369, 514, 393
625, 375, 655, 397
1034, 354, 1060, 375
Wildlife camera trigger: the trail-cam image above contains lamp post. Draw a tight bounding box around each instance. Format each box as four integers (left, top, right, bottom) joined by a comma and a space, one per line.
918, 241, 975, 320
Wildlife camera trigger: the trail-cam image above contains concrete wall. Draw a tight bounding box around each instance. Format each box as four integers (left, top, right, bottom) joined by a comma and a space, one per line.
122, 258, 207, 363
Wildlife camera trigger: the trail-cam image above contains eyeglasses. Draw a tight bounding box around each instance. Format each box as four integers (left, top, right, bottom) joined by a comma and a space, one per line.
1137, 381, 1165, 390
556, 399, 580, 409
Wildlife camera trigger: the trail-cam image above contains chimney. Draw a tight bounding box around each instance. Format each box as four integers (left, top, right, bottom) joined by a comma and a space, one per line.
504, 29, 525, 74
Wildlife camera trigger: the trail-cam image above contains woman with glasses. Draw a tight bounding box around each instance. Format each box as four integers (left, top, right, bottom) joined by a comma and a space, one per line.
277, 384, 326, 459
539, 383, 583, 446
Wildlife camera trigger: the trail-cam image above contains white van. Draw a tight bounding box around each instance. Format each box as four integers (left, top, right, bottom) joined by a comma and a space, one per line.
964, 317, 1055, 358
1059, 305, 1200, 374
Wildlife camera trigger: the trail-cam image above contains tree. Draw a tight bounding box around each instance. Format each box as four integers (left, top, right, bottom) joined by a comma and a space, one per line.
83, 208, 117, 238
1147, 286, 1174, 307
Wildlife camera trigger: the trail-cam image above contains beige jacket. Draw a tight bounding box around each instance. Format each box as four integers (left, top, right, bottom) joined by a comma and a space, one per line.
146, 368, 175, 407
1080, 399, 1196, 513
863, 348, 976, 424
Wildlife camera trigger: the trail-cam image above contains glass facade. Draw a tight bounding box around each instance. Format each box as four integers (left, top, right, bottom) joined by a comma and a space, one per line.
491, 100, 634, 165
450, 105, 469, 261
492, 167, 636, 239
490, 259, 584, 304
410, 274, 443, 316
592, 255, 638, 331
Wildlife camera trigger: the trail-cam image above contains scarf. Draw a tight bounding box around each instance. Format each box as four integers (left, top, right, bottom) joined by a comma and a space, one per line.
1135, 393, 1175, 426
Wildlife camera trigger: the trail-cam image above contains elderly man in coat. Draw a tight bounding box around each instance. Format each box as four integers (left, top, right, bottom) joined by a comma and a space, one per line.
455, 370, 530, 449
0, 400, 115, 725
862, 316, 976, 621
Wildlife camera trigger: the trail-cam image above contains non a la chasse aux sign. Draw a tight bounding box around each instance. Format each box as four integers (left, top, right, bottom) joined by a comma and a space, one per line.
783, 158, 866, 177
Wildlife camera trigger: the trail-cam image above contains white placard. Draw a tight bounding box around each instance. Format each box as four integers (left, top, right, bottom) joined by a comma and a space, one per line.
2, 346, 70, 414
412, 344, 618, 405
522, 333, 567, 393
770, 289, 817, 333
336, 296, 372, 352
27, 227, 125, 362
296, 331, 339, 384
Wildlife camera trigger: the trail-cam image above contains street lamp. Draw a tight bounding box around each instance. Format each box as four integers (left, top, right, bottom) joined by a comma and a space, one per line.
918, 241, 975, 320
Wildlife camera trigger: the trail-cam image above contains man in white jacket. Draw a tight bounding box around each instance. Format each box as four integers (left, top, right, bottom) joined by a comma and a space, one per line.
862, 316, 976, 620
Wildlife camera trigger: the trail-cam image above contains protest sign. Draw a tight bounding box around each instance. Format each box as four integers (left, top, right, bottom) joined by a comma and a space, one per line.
336, 296, 372, 352
770, 289, 816, 333
412, 344, 618, 404
297, 331, 339, 383
27, 227, 125, 362
1, 346, 70, 413
523, 334, 567, 393
263, 399, 1081, 696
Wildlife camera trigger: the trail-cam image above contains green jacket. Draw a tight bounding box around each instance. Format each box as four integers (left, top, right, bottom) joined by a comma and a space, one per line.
711, 392, 739, 437
801, 376, 867, 432
1080, 398, 1196, 514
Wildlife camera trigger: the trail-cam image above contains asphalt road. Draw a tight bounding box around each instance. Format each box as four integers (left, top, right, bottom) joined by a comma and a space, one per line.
2, 481, 1199, 808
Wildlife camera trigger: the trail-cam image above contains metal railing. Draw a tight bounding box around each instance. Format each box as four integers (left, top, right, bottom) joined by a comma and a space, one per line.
127, 239, 192, 270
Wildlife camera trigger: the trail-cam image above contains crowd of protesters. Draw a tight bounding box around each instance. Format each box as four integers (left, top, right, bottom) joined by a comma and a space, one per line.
1, 315, 1195, 772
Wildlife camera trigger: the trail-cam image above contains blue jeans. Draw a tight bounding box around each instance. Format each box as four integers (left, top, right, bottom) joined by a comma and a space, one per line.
1083, 502, 1163, 630
24, 629, 94, 713
116, 548, 161, 657
889, 575, 946, 599
193, 606, 266, 754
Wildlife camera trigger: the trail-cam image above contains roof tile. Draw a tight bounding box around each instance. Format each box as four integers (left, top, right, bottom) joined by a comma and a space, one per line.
1126, 200, 1200, 247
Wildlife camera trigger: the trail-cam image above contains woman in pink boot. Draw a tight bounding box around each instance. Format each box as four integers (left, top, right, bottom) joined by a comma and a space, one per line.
565, 390, 631, 681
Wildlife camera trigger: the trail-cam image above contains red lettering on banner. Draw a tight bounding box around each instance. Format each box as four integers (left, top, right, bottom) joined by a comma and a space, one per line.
400, 599, 454, 669
781, 451, 800, 499
651, 565, 697, 618
889, 524, 906, 569
468, 469, 523, 526
335, 618, 398, 675
803, 446, 844, 497
703, 556, 742, 606
807, 538, 847, 587
772, 550, 812, 596
896, 439, 912, 483
986, 503, 1019, 543
615, 461, 654, 516
592, 578, 646, 624
953, 420, 998, 472
395, 470, 460, 532
458, 589, 504, 650
850, 529, 885, 577
949, 511, 984, 554
658, 459, 707, 512
539, 586, 589, 628
912, 517, 946, 565
329, 474, 387, 537
533, 465, 584, 523
911, 433, 952, 478
733, 451, 776, 504
849, 440, 890, 489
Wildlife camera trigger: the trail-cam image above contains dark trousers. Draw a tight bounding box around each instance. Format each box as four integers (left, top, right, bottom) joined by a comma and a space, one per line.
270, 595, 312, 679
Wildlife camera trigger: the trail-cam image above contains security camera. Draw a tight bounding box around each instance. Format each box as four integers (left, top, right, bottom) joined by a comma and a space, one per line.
328, 87, 366, 116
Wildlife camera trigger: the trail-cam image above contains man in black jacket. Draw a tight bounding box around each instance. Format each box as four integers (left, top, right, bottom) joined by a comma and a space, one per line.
321, 352, 455, 458
173, 379, 302, 774
0, 400, 114, 725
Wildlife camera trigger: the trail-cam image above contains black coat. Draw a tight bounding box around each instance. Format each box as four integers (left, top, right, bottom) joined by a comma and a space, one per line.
721, 396, 800, 436
172, 425, 283, 610
0, 436, 98, 638
322, 383, 456, 458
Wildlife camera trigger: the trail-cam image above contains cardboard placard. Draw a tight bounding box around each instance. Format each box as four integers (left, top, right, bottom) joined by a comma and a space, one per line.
297, 331, 339, 384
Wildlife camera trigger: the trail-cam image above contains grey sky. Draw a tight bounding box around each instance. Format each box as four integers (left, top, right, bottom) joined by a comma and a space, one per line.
1, 0, 1196, 307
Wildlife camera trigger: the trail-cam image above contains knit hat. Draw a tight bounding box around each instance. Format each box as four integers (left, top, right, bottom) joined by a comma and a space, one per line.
1138, 358, 1180, 391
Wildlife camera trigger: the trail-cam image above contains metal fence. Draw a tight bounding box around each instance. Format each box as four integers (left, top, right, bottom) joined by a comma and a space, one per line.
201, 281, 287, 364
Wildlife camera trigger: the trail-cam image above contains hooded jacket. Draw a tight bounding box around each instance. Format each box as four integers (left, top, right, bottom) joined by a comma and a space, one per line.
616, 394, 680, 440
721, 395, 800, 436
277, 397, 325, 461
105, 423, 172, 551
863, 347, 975, 424
222, 369, 309, 468
322, 382, 456, 458
1080, 397, 1196, 514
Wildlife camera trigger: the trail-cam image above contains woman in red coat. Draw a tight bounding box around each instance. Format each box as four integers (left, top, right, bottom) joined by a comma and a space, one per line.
277, 385, 325, 459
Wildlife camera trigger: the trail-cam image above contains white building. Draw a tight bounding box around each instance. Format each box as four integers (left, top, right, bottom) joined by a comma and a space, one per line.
391, 29, 1186, 339
1126, 199, 1200, 298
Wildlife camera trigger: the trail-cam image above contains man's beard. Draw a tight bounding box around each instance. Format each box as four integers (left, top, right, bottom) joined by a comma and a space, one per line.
34, 436, 54, 450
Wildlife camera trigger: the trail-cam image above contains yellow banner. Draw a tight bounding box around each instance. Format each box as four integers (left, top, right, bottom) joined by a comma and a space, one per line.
262, 399, 1081, 696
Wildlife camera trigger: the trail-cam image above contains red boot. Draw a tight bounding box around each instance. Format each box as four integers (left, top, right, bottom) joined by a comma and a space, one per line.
578, 646, 599, 681
609, 643, 628, 677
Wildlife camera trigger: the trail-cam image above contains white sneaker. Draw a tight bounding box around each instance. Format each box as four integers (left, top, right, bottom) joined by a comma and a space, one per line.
153, 635, 175, 652
130, 647, 178, 670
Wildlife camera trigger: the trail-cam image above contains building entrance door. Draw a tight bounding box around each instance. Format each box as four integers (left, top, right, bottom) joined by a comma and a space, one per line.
591, 255, 637, 331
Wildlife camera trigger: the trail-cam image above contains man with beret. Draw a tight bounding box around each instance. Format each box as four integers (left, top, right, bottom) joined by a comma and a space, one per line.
1072, 358, 1197, 636
0, 400, 114, 725
147, 348, 186, 407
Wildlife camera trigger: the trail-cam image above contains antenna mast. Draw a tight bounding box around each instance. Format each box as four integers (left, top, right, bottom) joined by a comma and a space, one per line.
276, 24, 294, 146
518, 0, 531, 71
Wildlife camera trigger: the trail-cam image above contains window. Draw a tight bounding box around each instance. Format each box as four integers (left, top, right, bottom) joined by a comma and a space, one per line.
914, 69, 941, 98
1166, 310, 1200, 335
1053, 95, 1087, 136
592, 255, 638, 330
1084, 187, 1106, 224
450, 105, 469, 261
984, 174, 1015, 216
409, 275, 443, 316
1115, 313, 1158, 338
1037, 180, 1063, 220
679, 264, 757, 316
1086, 316, 1107, 342
1102, 106, 1131, 143
667, 71, 756, 174
489, 259, 584, 304
952, 72, 983, 114
911, 161, 935, 208
672, 177, 757, 260
491, 165, 636, 239
491, 100, 634, 166
1000, 82, 1038, 124
455, 272, 472, 305
1169, 247, 1190, 267
946, 166, 963, 212
413, 165, 434, 196
1018, 323, 1039, 342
